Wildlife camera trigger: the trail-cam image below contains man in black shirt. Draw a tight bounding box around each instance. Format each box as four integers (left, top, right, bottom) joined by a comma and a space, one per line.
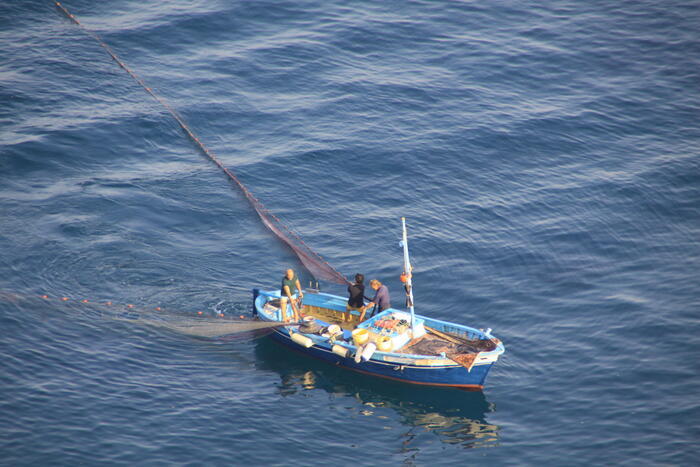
344, 273, 365, 323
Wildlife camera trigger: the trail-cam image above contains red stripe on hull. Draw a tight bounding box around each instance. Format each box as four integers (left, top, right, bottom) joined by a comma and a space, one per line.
344, 365, 484, 391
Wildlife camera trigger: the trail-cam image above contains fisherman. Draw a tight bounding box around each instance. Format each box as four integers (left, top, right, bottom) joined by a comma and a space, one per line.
280, 268, 304, 323
344, 273, 365, 323
360, 279, 391, 322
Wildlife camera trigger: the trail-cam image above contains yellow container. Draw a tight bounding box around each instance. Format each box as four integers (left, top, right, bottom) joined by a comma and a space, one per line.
376, 336, 392, 352
352, 328, 369, 346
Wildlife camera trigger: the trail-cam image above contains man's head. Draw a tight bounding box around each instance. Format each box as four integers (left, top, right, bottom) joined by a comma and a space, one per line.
369, 279, 381, 290
355, 273, 364, 284
285, 269, 295, 280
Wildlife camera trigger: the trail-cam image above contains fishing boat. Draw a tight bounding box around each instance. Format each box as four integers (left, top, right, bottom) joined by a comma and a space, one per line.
252, 218, 505, 390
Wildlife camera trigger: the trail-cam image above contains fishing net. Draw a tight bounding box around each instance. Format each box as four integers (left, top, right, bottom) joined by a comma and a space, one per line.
254, 201, 348, 284
55, 1, 348, 286
404, 334, 497, 370
135, 318, 285, 338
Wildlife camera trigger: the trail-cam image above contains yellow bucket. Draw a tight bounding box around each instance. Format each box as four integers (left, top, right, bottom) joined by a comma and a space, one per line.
352, 328, 369, 346
376, 336, 392, 352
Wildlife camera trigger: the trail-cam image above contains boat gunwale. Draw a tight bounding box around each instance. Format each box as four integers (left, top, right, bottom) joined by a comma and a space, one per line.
254, 290, 505, 362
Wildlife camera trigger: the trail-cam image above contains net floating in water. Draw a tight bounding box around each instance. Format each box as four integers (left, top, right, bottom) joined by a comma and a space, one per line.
54, 1, 348, 286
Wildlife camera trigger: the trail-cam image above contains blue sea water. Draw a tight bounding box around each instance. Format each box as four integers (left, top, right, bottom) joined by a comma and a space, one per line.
1, 0, 699, 464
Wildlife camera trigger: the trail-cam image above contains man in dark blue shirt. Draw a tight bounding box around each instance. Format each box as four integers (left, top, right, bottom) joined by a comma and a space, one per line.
360, 279, 390, 321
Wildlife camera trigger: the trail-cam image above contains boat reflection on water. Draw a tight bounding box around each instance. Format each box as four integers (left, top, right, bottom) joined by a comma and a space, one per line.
254, 337, 499, 449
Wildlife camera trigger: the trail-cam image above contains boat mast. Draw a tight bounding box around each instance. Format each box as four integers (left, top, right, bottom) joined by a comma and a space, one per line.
401, 217, 416, 334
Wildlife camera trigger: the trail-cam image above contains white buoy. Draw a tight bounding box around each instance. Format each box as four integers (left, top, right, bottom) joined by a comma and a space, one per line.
354, 344, 364, 363
361, 342, 377, 362
290, 332, 313, 348
332, 344, 349, 358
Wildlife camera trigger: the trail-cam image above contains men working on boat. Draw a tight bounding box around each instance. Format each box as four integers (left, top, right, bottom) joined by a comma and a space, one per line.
280, 268, 303, 322
344, 273, 365, 323
360, 279, 390, 322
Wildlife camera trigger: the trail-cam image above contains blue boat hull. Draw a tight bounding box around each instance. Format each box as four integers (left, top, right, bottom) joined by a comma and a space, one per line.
267, 328, 493, 390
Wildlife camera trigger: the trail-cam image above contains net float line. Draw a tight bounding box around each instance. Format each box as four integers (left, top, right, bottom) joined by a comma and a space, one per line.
1, 291, 293, 338
54, 2, 349, 285
0, 290, 231, 318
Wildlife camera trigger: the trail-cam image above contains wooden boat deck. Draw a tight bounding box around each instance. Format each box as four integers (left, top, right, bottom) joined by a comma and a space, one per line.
264, 300, 361, 331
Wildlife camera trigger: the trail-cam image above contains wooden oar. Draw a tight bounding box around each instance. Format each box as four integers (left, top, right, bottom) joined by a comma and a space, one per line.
424, 325, 465, 345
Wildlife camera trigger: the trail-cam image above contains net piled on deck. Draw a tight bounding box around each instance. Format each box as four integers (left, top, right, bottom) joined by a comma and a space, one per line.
404, 333, 498, 370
